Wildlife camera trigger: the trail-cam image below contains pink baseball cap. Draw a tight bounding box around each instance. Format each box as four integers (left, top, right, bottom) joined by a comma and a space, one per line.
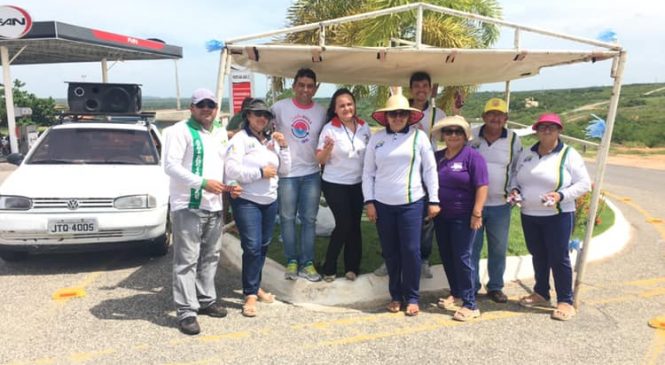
532, 112, 563, 130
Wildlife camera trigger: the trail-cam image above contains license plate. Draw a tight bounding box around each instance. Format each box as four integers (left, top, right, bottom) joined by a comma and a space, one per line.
47, 219, 98, 234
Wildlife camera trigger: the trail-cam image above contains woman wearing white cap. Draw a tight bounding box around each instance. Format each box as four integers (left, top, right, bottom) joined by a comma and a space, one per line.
430, 116, 489, 322
512, 112, 590, 321
362, 94, 440, 316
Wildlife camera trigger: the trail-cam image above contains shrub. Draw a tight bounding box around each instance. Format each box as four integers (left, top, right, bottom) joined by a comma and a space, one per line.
573, 189, 606, 239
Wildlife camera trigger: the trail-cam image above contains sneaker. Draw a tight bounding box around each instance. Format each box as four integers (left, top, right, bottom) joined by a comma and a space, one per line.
374, 262, 388, 277
298, 262, 321, 282
285, 260, 298, 280
421, 260, 433, 279
199, 302, 228, 318
345, 271, 357, 281
178, 316, 200, 335
323, 275, 335, 282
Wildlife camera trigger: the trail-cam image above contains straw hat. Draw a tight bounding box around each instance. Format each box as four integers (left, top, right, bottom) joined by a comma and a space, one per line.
371, 94, 424, 126
431, 115, 473, 141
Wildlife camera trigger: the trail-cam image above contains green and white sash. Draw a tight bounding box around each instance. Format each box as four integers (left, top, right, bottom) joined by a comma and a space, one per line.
186, 119, 205, 209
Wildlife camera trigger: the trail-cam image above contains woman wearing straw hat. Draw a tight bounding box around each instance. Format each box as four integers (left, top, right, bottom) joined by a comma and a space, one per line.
362, 94, 440, 316
225, 99, 291, 317
430, 115, 489, 322
512, 112, 590, 321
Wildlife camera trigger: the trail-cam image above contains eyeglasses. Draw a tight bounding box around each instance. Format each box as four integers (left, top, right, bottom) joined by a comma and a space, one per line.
250, 110, 272, 119
194, 100, 217, 109
536, 124, 560, 132
386, 110, 410, 118
442, 128, 465, 136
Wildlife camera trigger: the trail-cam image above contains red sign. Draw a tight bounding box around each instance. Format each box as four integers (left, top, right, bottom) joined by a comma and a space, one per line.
91, 29, 165, 50
232, 82, 252, 114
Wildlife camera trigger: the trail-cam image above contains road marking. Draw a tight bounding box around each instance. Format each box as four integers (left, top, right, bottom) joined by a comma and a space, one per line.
605, 191, 665, 238
643, 330, 665, 365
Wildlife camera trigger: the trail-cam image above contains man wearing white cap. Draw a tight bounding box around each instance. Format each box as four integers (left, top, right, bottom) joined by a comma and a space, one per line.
163, 88, 240, 335
470, 98, 522, 303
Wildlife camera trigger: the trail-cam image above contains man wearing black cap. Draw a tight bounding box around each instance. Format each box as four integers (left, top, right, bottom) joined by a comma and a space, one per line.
163, 88, 241, 335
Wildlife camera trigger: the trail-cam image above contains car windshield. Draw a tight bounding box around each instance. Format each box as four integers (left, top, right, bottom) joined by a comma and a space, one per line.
26, 128, 159, 165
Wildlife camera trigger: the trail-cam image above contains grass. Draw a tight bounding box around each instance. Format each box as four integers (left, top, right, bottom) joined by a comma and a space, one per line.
263, 203, 615, 276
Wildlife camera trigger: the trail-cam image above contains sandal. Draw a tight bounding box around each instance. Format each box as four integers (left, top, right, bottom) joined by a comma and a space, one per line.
257, 288, 275, 303
551, 303, 576, 321
519, 293, 551, 308
405, 303, 420, 317
437, 295, 462, 310
452, 307, 481, 322
242, 295, 258, 317
386, 301, 401, 313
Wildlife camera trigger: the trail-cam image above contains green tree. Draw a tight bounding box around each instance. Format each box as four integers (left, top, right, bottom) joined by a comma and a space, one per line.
278, 0, 502, 111
0, 79, 57, 127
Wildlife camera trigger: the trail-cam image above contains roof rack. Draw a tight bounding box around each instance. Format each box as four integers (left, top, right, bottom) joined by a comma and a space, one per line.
57, 112, 156, 125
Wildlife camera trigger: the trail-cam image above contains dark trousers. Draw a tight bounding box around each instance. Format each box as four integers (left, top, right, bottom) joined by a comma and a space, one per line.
375, 199, 424, 304
521, 212, 575, 305
321, 181, 364, 275
435, 215, 478, 310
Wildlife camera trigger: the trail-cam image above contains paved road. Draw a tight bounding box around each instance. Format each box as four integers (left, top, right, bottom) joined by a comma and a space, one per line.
0, 162, 663, 365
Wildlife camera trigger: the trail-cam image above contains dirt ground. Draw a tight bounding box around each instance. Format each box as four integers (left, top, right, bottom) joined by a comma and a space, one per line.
604, 154, 665, 170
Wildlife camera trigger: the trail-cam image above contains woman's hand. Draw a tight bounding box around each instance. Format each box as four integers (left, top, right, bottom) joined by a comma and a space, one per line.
366, 203, 377, 223
323, 136, 334, 151
471, 215, 483, 230
543, 191, 562, 204
427, 204, 440, 220
273, 132, 287, 148
261, 165, 277, 179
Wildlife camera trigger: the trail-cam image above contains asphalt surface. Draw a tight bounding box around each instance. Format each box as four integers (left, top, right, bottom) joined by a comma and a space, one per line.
0, 162, 664, 365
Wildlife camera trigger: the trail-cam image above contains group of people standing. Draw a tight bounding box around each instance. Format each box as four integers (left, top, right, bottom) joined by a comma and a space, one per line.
162, 68, 591, 336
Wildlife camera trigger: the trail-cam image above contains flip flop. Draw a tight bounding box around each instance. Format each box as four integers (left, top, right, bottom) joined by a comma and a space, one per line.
452, 307, 480, 322
551, 303, 576, 321
519, 293, 551, 308
242, 295, 258, 317
437, 296, 462, 310
405, 303, 420, 316
257, 288, 275, 303
386, 301, 401, 313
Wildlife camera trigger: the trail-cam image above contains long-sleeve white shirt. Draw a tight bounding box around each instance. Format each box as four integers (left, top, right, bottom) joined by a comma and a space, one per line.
470, 125, 523, 206
163, 118, 229, 212
362, 127, 439, 206
271, 98, 326, 178
224, 129, 291, 205
513, 141, 591, 216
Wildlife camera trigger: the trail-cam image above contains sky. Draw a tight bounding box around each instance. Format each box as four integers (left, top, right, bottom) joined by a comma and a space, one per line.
4, 0, 664, 99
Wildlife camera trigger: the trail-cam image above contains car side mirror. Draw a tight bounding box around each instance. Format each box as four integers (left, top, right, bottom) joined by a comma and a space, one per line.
6, 153, 24, 166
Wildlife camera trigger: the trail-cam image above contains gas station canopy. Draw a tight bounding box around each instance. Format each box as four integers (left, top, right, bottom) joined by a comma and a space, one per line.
0, 21, 182, 64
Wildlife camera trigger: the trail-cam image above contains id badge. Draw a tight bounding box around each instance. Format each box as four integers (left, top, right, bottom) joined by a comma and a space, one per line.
348, 150, 359, 159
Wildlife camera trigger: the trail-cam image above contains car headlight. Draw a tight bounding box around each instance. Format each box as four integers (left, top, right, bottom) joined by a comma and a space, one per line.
0, 195, 32, 210
114, 195, 157, 209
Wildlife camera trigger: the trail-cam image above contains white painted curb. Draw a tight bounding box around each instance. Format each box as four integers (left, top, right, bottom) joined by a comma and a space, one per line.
220, 198, 630, 306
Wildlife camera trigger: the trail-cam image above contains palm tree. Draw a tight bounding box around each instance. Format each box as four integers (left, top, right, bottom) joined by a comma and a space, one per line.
276, 0, 503, 112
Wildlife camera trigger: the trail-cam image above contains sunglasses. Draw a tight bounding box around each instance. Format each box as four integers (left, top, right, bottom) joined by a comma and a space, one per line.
386, 110, 411, 118
194, 100, 217, 109
536, 124, 560, 132
250, 110, 272, 119
442, 128, 465, 136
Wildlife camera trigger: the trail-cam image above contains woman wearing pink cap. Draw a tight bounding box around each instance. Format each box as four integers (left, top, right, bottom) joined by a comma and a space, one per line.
510, 112, 591, 321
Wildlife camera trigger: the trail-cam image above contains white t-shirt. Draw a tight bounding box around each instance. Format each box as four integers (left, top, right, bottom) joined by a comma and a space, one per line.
271, 98, 326, 177
163, 118, 229, 212
413, 101, 446, 150
362, 127, 439, 206
225, 129, 291, 205
317, 117, 371, 185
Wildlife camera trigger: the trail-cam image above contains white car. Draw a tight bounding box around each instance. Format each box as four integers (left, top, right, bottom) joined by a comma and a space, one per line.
0, 118, 170, 261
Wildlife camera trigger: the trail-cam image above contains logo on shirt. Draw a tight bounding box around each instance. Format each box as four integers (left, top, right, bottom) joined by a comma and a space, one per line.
290, 117, 311, 142
451, 162, 464, 171
375, 141, 385, 149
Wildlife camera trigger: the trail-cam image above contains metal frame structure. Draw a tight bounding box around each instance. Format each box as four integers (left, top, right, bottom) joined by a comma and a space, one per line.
214, 2, 626, 308
0, 21, 183, 155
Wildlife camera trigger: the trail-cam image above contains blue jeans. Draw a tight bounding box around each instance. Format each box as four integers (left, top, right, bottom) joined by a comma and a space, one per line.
472, 204, 511, 292
231, 198, 278, 296
435, 215, 478, 310
521, 212, 575, 305
375, 199, 424, 304
278, 172, 321, 266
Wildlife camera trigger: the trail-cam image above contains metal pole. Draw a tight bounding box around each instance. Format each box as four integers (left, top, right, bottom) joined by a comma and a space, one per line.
214, 48, 230, 115
573, 51, 627, 308
1, 46, 18, 154
415, 4, 423, 49
174, 60, 181, 110
504, 80, 511, 112
101, 58, 108, 83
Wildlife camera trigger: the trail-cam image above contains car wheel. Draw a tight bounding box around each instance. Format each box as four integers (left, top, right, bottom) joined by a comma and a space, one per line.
146, 214, 171, 257
0, 251, 29, 262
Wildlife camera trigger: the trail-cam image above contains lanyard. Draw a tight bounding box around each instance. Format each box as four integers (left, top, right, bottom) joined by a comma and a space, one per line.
341, 121, 357, 151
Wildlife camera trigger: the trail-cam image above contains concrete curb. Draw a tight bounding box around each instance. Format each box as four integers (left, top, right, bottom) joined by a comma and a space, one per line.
220, 198, 630, 307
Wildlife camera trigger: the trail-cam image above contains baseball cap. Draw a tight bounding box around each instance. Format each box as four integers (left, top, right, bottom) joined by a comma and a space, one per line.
191, 88, 216, 105
483, 98, 508, 114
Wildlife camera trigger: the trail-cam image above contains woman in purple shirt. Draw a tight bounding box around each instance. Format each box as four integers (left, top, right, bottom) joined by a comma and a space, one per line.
431, 116, 488, 321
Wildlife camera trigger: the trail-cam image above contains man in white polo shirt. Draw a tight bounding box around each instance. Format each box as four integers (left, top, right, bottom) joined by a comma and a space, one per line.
470, 98, 522, 303
272, 68, 326, 282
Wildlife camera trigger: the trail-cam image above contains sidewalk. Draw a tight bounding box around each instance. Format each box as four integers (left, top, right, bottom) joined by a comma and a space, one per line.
220, 199, 630, 307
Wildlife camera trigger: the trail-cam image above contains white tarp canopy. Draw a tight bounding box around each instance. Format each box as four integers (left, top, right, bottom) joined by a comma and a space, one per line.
228, 44, 616, 86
